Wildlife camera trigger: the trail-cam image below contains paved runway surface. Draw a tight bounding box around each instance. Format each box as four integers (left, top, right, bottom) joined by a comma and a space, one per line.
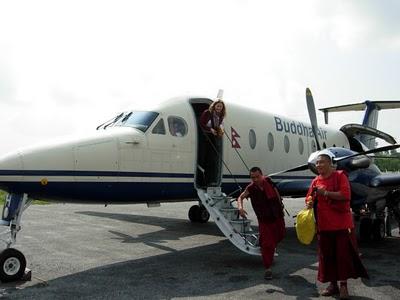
1, 198, 399, 299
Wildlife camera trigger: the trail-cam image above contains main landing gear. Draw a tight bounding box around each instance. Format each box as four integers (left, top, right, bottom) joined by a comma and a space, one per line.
188, 204, 210, 223
0, 193, 30, 282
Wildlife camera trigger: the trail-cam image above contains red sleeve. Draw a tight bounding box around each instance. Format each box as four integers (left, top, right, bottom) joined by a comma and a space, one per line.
338, 171, 351, 201
199, 110, 210, 131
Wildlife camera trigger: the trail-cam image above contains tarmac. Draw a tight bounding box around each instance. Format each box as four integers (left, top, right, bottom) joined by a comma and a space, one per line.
1, 198, 399, 299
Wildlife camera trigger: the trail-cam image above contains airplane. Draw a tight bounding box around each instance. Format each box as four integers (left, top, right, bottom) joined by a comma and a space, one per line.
0, 89, 399, 282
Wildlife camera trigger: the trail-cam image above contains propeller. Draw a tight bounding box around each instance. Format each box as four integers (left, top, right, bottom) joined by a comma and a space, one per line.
333, 144, 400, 163
306, 88, 321, 151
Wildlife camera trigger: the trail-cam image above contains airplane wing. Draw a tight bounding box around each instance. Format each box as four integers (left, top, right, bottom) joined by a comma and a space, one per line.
274, 179, 312, 197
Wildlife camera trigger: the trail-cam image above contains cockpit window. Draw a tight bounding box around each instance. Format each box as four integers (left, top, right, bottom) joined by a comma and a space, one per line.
152, 118, 166, 135
114, 111, 159, 132
168, 116, 188, 137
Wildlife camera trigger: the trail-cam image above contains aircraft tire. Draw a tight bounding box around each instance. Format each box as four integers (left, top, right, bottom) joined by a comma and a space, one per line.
372, 219, 385, 241
189, 205, 200, 222
0, 248, 26, 283
359, 218, 372, 242
197, 206, 210, 224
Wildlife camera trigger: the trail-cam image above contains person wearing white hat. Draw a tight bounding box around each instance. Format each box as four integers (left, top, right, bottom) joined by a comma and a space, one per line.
305, 150, 368, 299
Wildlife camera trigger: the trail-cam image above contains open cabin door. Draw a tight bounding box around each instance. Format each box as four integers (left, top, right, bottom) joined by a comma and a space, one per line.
189, 98, 224, 189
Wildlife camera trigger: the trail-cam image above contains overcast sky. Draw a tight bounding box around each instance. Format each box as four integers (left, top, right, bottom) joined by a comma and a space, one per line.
0, 0, 399, 156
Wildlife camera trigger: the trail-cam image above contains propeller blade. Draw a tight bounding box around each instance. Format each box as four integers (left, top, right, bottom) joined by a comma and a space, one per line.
306, 88, 321, 150
269, 164, 309, 177
334, 144, 400, 162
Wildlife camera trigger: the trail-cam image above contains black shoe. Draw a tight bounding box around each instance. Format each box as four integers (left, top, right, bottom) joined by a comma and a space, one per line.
264, 269, 272, 280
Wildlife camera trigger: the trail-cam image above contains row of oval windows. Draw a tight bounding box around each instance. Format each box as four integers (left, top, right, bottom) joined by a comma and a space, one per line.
248, 129, 337, 154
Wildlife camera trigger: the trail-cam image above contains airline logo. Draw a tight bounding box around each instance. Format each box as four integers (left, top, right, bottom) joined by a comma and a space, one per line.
274, 116, 327, 140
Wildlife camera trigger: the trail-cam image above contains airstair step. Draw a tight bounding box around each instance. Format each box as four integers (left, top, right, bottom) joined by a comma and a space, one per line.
209, 197, 231, 209
241, 231, 260, 247
196, 188, 261, 256
219, 208, 239, 220
230, 219, 252, 233
242, 231, 259, 237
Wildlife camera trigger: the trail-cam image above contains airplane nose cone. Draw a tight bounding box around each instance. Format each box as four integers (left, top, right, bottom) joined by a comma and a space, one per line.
0, 151, 24, 191
0, 152, 23, 170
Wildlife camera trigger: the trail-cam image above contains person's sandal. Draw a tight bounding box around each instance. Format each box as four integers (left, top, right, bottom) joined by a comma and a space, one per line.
320, 283, 339, 296
264, 268, 272, 280
339, 284, 349, 299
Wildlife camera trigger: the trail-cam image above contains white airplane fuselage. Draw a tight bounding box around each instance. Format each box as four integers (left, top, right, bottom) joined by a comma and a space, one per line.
0, 96, 349, 203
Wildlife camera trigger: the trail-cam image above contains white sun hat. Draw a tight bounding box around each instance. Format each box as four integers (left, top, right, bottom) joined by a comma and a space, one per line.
317, 149, 336, 162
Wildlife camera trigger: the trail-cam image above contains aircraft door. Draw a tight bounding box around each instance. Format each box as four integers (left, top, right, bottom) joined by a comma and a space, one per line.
189, 100, 223, 188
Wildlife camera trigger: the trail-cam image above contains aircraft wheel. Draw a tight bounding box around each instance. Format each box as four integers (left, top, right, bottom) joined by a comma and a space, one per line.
372, 219, 385, 241
197, 206, 210, 224
188, 205, 200, 222
359, 218, 372, 242
0, 248, 26, 283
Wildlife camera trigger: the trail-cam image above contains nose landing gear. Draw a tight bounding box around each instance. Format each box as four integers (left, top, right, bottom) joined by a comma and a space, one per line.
0, 248, 26, 282
188, 204, 210, 223
0, 193, 30, 283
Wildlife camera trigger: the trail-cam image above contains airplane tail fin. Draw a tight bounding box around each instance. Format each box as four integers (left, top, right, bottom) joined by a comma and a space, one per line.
320, 100, 400, 148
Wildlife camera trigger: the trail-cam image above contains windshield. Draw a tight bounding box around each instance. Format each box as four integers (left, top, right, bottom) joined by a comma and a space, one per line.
114, 111, 159, 132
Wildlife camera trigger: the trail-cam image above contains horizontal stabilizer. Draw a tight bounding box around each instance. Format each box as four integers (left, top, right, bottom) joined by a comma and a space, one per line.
320, 100, 400, 113
320, 100, 400, 149
320, 100, 400, 125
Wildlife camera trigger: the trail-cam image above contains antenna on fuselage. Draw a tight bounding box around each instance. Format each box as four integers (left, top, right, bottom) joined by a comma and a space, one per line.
217, 89, 224, 100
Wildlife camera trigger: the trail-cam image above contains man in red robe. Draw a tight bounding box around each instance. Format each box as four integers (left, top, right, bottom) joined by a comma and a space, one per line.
306, 149, 368, 299
237, 167, 285, 280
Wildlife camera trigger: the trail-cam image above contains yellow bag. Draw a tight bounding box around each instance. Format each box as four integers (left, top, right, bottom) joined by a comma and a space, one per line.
295, 208, 316, 245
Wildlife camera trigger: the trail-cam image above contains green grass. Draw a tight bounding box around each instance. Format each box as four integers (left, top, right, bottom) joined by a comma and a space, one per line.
0, 190, 49, 205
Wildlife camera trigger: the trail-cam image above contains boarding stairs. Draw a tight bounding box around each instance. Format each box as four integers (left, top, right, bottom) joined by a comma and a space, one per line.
196, 187, 261, 256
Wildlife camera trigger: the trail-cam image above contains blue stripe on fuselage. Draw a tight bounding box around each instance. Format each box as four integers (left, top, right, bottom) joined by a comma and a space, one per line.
0, 170, 313, 180
0, 170, 314, 203
0, 170, 195, 178
0, 181, 252, 203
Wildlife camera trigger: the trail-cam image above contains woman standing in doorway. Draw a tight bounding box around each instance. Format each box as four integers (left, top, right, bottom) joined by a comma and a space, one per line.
198, 99, 226, 187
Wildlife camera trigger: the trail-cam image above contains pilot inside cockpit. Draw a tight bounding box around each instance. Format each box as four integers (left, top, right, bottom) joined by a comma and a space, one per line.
168, 117, 187, 137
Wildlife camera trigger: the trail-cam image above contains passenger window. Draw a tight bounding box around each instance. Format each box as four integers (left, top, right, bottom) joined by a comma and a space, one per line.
284, 135, 290, 153
249, 129, 256, 149
267, 132, 274, 152
152, 119, 166, 135
298, 138, 304, 155
168, 116, 188, 137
